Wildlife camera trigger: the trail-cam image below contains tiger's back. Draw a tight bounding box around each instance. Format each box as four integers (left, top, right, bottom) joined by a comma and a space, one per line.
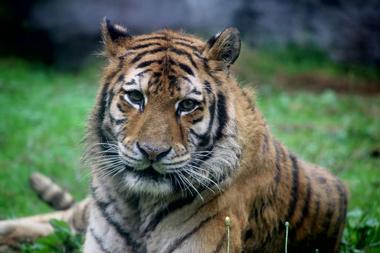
239, 138, 348, 252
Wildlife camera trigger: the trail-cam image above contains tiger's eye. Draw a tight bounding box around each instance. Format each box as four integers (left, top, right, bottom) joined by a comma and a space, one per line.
127, 90, 144, 104
178, 99, 197, 112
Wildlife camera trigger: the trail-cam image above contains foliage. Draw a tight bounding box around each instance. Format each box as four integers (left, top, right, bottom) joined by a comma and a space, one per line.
341, 209, 380, 253
20, 220, 83, 253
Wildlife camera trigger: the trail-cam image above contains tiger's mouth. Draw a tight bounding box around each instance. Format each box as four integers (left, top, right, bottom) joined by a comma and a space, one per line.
125, 165, 167, 181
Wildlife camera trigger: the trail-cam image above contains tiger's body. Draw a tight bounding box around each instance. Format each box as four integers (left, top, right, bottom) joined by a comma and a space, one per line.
0, 20, 348, 253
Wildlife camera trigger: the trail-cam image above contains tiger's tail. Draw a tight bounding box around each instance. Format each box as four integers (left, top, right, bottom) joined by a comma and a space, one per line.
29, 172, 75, 210
0, 173, 89, 246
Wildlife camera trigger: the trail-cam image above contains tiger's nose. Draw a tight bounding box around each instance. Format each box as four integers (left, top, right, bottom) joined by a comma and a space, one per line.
136, 142, 172, 162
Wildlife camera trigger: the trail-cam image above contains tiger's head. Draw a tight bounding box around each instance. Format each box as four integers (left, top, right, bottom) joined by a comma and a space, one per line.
88, 19, 242, 197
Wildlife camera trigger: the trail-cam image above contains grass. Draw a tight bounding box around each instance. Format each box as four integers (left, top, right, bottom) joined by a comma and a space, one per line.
0, 59, 97, 217
236, 44, 380, 84
0, 44, 379, 252
20, 220, 83, 253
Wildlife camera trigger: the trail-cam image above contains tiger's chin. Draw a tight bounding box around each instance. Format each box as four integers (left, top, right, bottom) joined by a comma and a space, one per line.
119, 166, 176, 197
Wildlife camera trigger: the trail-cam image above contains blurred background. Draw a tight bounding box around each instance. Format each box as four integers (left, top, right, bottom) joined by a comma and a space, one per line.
0, 0, 379, 252
2, 0, 380, 68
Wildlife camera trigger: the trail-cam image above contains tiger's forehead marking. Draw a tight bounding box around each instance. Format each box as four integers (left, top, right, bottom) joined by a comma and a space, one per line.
120, 63, 203, 99
121, 70, 202, 99
114, 30, 208, 99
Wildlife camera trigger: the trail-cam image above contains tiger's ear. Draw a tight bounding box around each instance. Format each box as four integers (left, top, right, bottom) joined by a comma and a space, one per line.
204, 27, 241, 66
101, 18, 132, 57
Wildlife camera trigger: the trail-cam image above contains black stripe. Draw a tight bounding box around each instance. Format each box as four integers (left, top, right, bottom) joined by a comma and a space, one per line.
203, 60, 222, 86
167, 75, 177, 88
90, 227, 112, 253
248, 197, 275, 221
136, 60, 162, 69
192, 116, 204, 124
204, 81, 212, 94
177, 62, 194, 76
166, 213, 218, 253
131, 47, 166, 64
262, 132, 269, 154
189, 129, 202, 139
130, 42, 162, 50
115, 119, 127, 125
169, 47, 198, 69
310, 193, 321, 234
47, 191, 65, 210
202, 94, 216, 146
317, 176, 327, 184
125, 79, 137, 86
96, 82, 111, 149
117, 74, 124, 82
273, 140, 282, 191
191, 88, 202, 95
107, 89, 115, 109
80, 201, 88, 230
180, 75, 192, 84
152, 72, 162, 78
95, 58, 123, 144
190, 97, 216, 147
173, 41, 201, 52
92, 189, 142, 251
331, 181, 347, 236
213, 231, 227, 253
143, 195, 195, 233
244, 229, 253, 241
134, 36, 167, 42
110, 115, 126, 125
287, 154, 299, 222
292, 175, 312, 232
183, 194, 219, 223
171, 36, 196, 44
97, 82, 110, 125
193, 50, 205, 60
137, 69, 152, 76
336, 181, 347, 221
117, 103, 126, 113
215, 93, 228, 141
249, 205, 259, 220
321, 182, 334, 235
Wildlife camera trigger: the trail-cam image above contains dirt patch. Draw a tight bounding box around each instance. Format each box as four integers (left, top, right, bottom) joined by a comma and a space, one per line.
276, 73, 380, 95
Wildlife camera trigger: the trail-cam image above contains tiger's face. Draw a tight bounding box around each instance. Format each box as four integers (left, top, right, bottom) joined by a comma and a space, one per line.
89, 20, 241, 197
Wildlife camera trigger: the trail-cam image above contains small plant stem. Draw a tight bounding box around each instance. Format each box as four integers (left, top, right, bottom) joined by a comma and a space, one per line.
284, 221, 289, 253
225, 216, 231, 253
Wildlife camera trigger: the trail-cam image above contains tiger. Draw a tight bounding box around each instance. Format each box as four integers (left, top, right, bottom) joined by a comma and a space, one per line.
0, 19, 348, 253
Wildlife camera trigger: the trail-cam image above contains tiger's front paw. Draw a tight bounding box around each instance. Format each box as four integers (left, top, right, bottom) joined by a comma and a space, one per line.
0, 220, 53, 246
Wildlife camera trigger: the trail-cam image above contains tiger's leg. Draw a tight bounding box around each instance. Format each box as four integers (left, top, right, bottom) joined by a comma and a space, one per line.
0, 198, 90, 246
0, 171, 90, 246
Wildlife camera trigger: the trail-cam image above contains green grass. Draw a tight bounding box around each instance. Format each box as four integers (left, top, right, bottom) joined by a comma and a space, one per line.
235, 44, 380, 84
20, 220, 83, 253
0, 51, 379, 252
0, 59, 98, 218
256, 87, 380, 215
